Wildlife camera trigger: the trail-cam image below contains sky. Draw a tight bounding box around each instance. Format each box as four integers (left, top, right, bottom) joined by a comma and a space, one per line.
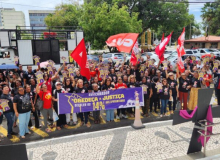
0, 0, 216, 26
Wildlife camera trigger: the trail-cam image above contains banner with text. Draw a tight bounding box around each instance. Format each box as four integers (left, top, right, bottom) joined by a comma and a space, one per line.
58, 88, 144, 114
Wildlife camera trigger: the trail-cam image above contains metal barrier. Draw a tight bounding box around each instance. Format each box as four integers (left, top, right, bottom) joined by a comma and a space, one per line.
197, 120, 220, 157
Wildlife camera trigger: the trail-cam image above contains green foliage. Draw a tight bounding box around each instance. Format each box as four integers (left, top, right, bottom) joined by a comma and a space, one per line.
80, 2, 142, 49
201, 0, 220, 35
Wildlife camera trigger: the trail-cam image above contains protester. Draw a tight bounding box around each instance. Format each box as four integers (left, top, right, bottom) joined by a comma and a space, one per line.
52, 82, 68, 130
150, 76, 160, 113
160, 79, 172, 117
115, 77, 128, 119
92, 83, 101, 124
76, 79, 90, 127
13, 86, 33, 138
1, 85, 17, 137
36, 83, 53, 132
101, 77, 115, 122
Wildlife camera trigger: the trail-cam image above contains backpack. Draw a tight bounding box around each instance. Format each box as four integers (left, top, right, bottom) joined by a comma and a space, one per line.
22, 94, 32, 110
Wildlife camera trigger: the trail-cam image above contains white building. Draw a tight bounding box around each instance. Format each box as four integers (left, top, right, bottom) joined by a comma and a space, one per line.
0, 8, 25, 29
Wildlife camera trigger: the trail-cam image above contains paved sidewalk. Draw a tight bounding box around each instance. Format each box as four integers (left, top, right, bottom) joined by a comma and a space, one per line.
26, 118, 220, 160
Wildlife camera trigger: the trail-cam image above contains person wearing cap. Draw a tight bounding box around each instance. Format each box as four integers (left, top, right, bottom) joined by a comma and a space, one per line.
176, 68, 191, 110
166, 71, 178, 114
52, 82, 68, 130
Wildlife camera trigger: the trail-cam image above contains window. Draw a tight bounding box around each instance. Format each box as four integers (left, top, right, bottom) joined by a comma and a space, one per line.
0, 52, 10, 58
186, 51, 193, 54
103, 54, 112, 58
201, 50, 205, 53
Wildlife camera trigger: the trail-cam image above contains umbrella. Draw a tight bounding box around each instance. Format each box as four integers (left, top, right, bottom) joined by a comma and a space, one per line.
0, 64, 18, 69
40, 61, 49, 68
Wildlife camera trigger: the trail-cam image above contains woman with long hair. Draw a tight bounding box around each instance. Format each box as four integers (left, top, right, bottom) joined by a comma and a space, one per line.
160, 79, 172, 117
101, 77, 115, 122
64, 77, 77, 125
76, 79, 91, 127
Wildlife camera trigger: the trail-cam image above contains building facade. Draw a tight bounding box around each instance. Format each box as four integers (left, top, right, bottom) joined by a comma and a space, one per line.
185, 36, 220, 49
0, 8, 25, 29
29, 10, 54, 29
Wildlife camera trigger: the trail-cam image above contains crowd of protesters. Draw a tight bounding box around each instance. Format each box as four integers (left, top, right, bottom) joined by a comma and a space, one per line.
0, 53, 219, 140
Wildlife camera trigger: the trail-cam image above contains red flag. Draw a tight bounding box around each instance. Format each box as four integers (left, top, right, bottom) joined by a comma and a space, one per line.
177, 57, 185, 73
130, 41, 138, 66
71, 38, 90, 80
161, 33, 164, 41
106, 33, 139, 53
177, 28, 186, 57
177, 28, 186, 73
155, 32, 172, 62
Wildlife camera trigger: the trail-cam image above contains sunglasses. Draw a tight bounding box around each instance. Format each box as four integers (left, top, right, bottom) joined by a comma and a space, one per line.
19, 89, 24, 91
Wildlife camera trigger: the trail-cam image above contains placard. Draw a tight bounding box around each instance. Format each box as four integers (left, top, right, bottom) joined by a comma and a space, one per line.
14, 56, 19, 65
0, 99, 10, 112
198, 71, 204, 81
61, 70, 68, 79
163, 61, 168, 70
61, 56, 67, 63
46, 64, 53, 75
35, 71, 44, 84
33, 55, 40, 65
156, 82, 163, 93
213, 61, 219, 71
48, 60, 55, 66
67, 65, 74, 77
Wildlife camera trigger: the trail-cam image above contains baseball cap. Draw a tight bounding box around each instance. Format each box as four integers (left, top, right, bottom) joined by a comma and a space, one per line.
55, 82, 62, 86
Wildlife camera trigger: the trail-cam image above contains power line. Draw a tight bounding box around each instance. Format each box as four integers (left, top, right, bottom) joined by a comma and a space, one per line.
150, 0, 218, 3
0, 2, 55, 9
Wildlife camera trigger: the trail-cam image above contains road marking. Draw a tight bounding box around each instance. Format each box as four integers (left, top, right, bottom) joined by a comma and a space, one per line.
0, 126, 20, 142
151, 112, 158, 117
88, 116, 94, 121
30, 127, 49, 138
66, 118, 81, 129
114, 119, 120, 122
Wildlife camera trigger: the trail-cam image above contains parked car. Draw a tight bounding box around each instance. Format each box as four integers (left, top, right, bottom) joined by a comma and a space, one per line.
125, 52, 159, 65
87, 55, 99, 62
102, 53, 124, 62
209, 48, 220, 59
168, 55, 201, 70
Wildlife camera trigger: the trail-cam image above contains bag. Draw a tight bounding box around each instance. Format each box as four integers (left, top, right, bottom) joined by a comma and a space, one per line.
35, 93, 44, 110
53, 110, 59, 121
176, 100, 181, 110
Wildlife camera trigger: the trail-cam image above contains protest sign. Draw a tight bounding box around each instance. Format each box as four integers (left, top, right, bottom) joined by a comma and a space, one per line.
14, 56, 19, 65
156, 82, 163, 93
33, 55, 40, 65
61, 56, 67, 63
0, 99, 10, 112
61, 70, 68, 79
198, 71, 204, 81
67, 65, 74, 77
211, 53, 214, 60
48, 60, 55, 66
58, 87, 144, 114
35, 71, 44, 84
162, 61, 168, 70
139, 64, 146, 73
213, 61, 219, 71
148, 59, 154, 68
47, 64, 53, 75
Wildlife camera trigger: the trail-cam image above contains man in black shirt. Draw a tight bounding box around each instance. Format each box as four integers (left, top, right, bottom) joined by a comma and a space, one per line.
191, 71, 202, 88
24, 66, 36, 85
1, 86, 17, 137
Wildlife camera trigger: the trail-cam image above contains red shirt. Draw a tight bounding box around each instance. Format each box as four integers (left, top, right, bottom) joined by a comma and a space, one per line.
96, 68, 102, 81
203, 74, 212, 87
38, 90, 52, 109
45, 78, 52, 93
90, 70, 97, 78
115, 83, 127, 89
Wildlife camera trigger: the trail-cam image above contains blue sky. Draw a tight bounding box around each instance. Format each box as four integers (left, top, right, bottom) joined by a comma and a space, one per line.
0, 0, 215, 26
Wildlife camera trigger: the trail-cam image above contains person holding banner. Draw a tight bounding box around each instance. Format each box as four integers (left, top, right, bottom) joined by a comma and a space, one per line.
92, 83, 101, 124
115, 77, 128, 120
75, 79, 90, 127
64, 77, 77, 125
52, 82, 68, 130
36, 83, 53, 132
101, 77, 116, 122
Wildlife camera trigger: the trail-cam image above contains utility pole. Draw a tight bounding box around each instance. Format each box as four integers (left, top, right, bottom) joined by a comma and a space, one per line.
189, 23, 191, 39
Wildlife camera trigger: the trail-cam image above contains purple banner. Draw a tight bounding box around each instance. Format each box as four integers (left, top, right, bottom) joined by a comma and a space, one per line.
58, 87, 144, 114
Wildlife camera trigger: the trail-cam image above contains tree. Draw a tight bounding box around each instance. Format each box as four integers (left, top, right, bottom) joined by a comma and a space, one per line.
79, 2, 142, 49
201, 0, 220, 35
44, 4, 81, 27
